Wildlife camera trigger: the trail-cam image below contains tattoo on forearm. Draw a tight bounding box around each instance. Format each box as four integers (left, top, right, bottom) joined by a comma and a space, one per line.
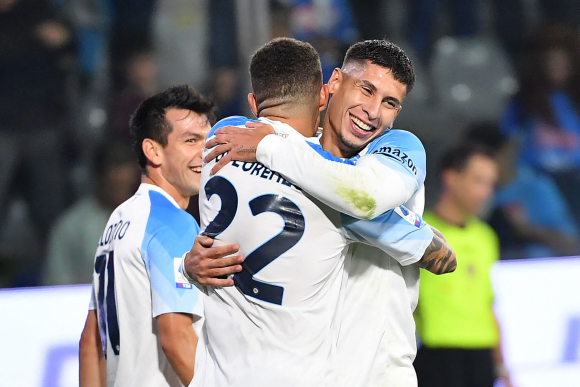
419, 236, 457, 274
237, 146, 256, 154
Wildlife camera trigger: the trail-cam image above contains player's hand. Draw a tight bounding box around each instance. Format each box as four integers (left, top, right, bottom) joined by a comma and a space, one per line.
204, 122, 275, 175
184, 235, 244, 287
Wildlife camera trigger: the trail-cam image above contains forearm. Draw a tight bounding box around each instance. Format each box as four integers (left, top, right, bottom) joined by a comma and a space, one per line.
418, 234, 457, 274
159, 314, 197, 386
257, 135, 412, 220
79, 311, 105, 387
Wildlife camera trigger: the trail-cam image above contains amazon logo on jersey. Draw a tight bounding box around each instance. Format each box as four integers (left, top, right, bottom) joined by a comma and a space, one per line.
372, 147, 418, 175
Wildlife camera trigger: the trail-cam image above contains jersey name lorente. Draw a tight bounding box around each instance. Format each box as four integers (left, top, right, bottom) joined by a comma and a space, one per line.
192, 117, 433, 387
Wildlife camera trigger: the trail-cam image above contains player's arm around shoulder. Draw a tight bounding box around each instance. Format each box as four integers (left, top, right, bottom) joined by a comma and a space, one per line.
418, 226, 457, 275
79, 310, 105, 387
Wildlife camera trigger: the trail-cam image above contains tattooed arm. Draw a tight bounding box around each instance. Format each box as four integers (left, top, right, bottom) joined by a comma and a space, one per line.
418, 228, 457, 274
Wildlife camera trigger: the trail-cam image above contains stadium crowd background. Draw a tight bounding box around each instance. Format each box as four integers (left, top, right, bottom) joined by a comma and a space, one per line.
1, 0, 580, 290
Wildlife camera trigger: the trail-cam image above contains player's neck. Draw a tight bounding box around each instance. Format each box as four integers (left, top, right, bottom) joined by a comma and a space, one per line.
433, 195, 469, 227
141, 173, 190, 210
259, 108, 318, 138
319, 118, 356, 159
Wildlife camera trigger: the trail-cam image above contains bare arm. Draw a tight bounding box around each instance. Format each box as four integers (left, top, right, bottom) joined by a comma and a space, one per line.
79, 310, 105, 387
418, 231, 457, 275
158, 313, 198, 386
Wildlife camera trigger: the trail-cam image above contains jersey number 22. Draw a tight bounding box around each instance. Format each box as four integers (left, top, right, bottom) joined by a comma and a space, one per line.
202, 176, 305, 305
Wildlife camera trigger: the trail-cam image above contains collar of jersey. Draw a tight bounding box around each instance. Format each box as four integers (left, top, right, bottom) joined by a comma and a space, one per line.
138, 183, 181, 209
257, 117, 307, 140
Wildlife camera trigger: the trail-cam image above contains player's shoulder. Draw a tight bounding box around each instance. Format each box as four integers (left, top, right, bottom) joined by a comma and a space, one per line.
208, 115, 256, 138
146, 189, 199, 235
368, 129, 425, 153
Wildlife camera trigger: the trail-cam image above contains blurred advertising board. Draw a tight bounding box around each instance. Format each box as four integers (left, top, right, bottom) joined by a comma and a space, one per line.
493, 257, 580, 387
0, 258, 578, 386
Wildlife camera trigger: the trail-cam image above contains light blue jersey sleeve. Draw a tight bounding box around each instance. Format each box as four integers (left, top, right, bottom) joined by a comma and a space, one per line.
364, 129, 427, 190
208, 115, 257, 139
342, 206, 434, 266
142, 191, 202, 318
255, 128, 425, 219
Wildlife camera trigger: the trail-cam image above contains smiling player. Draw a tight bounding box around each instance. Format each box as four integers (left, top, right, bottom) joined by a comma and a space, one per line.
79, 85, 216, 387
190, 39, 450, 387
187, 38, 454, 387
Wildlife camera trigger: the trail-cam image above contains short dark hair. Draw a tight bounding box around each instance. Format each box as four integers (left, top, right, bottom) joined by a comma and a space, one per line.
250, 37, 323, 110
130, 85, 215, 173
343, 40, 415, 94
439, 142, 495, 175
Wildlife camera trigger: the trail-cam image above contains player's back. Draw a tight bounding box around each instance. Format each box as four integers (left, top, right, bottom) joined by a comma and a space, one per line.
193, 118, 349, 387
91, 184, 203, 387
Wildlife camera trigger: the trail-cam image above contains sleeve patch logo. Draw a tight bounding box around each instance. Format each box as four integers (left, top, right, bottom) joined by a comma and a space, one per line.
394, 206, 421, 228
372, 147, 418, 175
174, 257, 193, 289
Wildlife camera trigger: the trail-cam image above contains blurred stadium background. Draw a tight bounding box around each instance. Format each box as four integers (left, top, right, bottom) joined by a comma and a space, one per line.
0, 0, 579, 386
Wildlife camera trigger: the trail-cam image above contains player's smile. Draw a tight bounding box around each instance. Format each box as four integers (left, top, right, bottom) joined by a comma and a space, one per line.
189, 165, 202, 174
348, 112, 377, 138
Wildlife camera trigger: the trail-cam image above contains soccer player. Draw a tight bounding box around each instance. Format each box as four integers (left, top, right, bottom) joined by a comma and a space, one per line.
188, 38, 454, 387
79, 85, 223, 387
189, 39, 451, 387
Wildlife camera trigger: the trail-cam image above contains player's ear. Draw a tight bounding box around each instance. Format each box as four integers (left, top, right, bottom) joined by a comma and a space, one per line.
318, 84, 329, 112
142, 138, 163, 168
248, 93, 259, 117
327, 68, 342, 94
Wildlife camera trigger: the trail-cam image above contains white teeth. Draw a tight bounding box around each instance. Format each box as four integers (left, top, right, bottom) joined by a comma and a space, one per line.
191, 167, 202, 173
350, 115, 372, 131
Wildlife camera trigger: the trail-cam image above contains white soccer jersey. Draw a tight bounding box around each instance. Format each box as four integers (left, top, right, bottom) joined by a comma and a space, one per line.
89, 184, 204, 387
335, 133, 427, 387
253, 127, 429, 387
192, 117, 433, 387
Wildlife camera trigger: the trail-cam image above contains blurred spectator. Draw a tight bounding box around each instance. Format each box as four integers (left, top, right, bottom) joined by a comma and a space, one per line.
205, 0, 244, 119
284, 0, 358, 81
414, 144, 512, 387
153, 0, 209, 91
0, 0, 74, 244
347, 0, 384, 41
43, 142, 140, 286
109, 0, 157, 91
108, 44, 157, 141
407, 0, 478, 64
500, 24, 580, 223
466, 122, 580, 259
209, 67, 245, 121
55, 0, 112, 91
